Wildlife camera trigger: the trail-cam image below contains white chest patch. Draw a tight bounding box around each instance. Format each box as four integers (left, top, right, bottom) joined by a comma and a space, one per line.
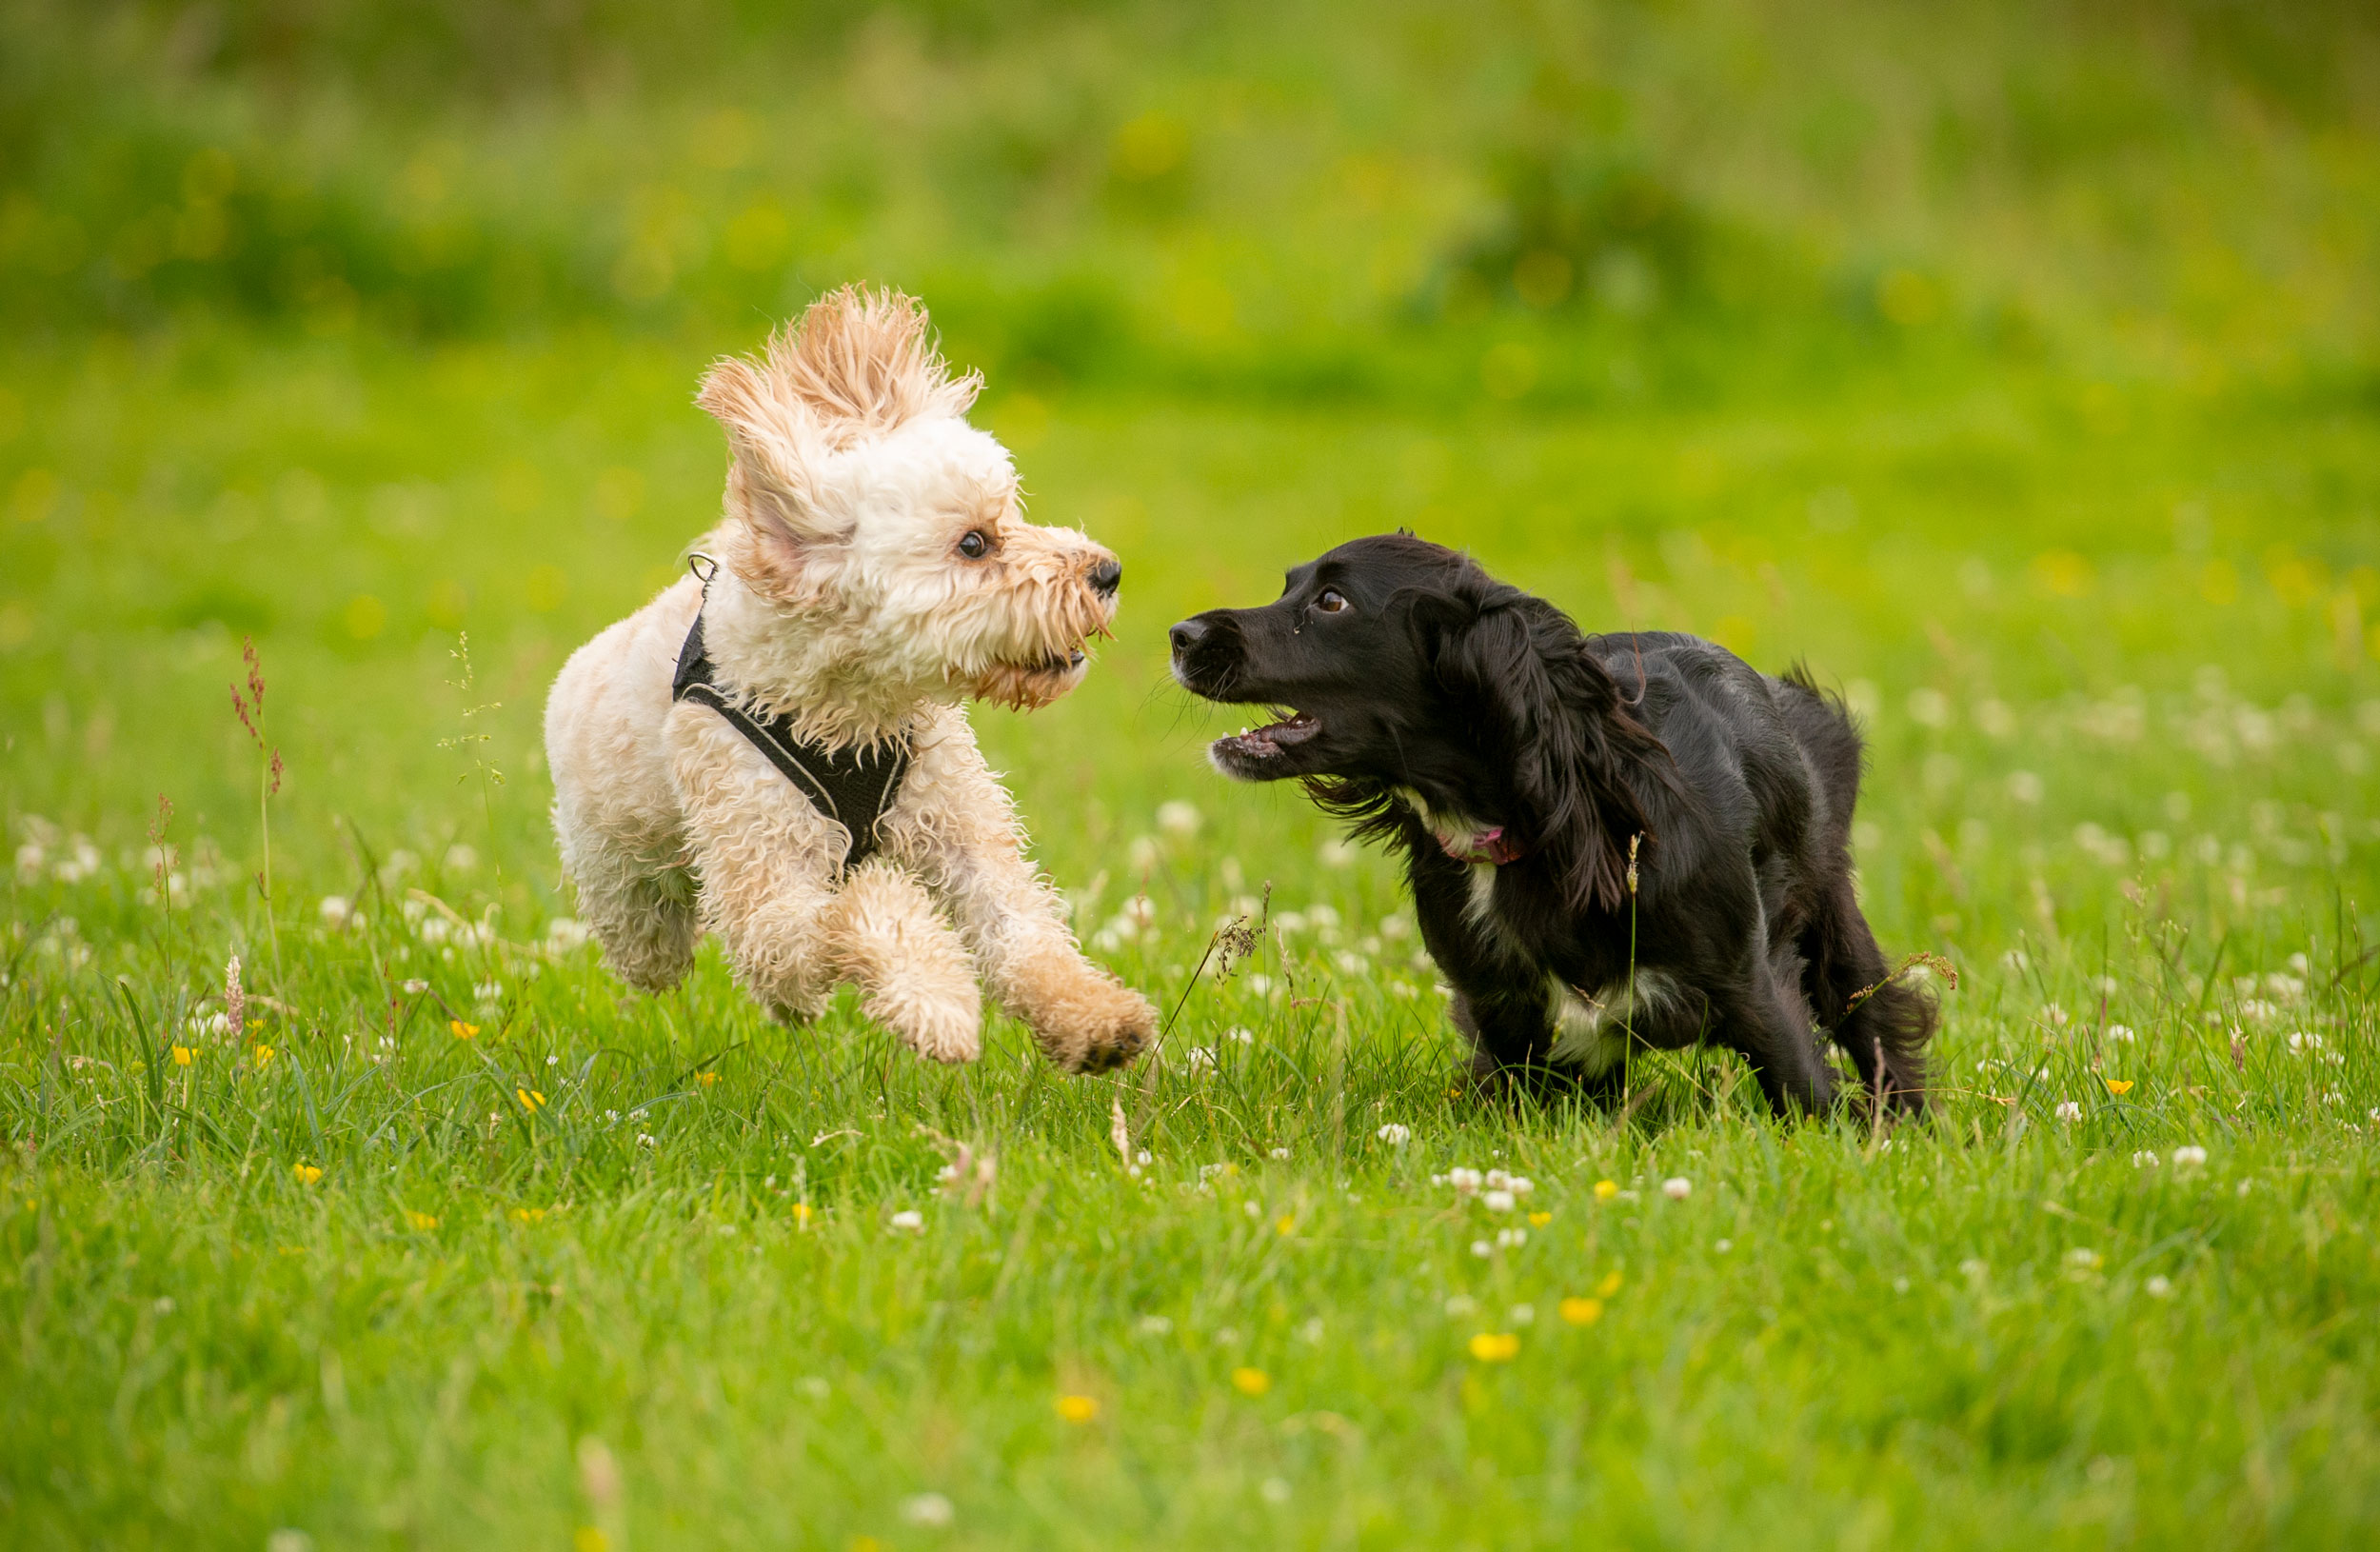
1547, 969, 1684, 1072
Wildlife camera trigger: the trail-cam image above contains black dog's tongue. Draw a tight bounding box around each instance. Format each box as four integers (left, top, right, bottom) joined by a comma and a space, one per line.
1214, 712, 1319, 760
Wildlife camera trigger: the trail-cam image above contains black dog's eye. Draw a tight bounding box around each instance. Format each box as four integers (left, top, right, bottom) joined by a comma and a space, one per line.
958, 530, 990, 560
1315, 587, 1349, 614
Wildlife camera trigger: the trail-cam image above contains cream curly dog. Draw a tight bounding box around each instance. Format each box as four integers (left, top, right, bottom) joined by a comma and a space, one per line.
545, 287, 1154, 1072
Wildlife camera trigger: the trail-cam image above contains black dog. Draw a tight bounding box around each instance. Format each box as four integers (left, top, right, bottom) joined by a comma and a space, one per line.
1168, 533, 1934, 1117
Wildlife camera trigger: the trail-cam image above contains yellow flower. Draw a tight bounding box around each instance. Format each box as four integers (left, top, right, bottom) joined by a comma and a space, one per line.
171, 1045, 195, 1066
573, 1528, 609, 1552
252, 1045, 275, 1068
791, 1203, 814, 1225
292, 1163, 322, 1184
1597, 1270, 1623, 1297
512, 1206, 547, 1224
1528, 1210, 1552, 1227
517, 1086, 546, 1113
1275, 1215, 1296, 1236
248, 1018, 265, 1033
1559, 1297, 1604, 1326
1593, 1179, 1618, 1201
1055, 1394, 1100, 1423
1230, 1366, 1271, 1397
1468, 1331, 1521, 1363
2104, 1079, 2133, 1096
450, 1020, 478, 1040
697, 1070, 719, 1087
405, 1210, 439, 1231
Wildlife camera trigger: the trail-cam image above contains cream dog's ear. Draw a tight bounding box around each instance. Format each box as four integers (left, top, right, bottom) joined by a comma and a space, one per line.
695, 354, 843, 593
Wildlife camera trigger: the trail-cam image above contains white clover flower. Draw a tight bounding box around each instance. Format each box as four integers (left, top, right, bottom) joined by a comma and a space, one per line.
444, 844, 478, 872
2063, 1248, 2101, 1271
1495, 1227, 1527, 1248
1482, 1189, 1516, 1213
1661, 1177, 1692, 1201
2105, 1024, 2135, 1044
1156, 800, 1201, 838
1268, 1146, 1290, 1161
1137, 1315, 1173, 1336
1959, 1258, 1988, 1281
901, 1493, 954, 1528
1510, 1303, 1536, 1325
1136, 1149, 1152, 1165
1182, 1046, 1217, 1074
1443, 1295, 1478, 1317
1470, 1240, 1493, 1259
545, 918, 591, 952
2132, 1151, 2159, 1167
1226, 1026, 1254, 1045
2055, 1101, 2082, 1124
2172, 1145, 2207, 1169
890, 1210, 924, 1232
1447, 1167, 1482, 1195
2144, 1275, 2173, 1299
1242, 1201, 1261, 1218
317, 895, 352, 927
1377, 1124, 1411, 1146
1716, 1239, 1734, 1253
636, 1133, 657, 1148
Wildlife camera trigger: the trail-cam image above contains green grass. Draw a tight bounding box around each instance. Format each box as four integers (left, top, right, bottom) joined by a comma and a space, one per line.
6, 2, 2380, 1546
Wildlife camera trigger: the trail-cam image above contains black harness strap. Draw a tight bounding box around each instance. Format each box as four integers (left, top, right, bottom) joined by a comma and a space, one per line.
671, 614, 912, 874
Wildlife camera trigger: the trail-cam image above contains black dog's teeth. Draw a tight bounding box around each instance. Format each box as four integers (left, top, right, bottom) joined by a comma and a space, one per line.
1215, 712, 1319, 758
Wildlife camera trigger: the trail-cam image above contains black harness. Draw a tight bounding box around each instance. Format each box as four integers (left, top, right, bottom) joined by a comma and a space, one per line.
671, 612, 912, 874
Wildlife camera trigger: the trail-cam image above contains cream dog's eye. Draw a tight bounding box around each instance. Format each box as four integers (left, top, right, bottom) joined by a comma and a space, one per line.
958, 530, 990, 560
1315, 588, 1349, 613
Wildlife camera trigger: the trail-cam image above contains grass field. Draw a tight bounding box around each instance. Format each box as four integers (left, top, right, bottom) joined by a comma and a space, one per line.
7, 4, 2380, 1548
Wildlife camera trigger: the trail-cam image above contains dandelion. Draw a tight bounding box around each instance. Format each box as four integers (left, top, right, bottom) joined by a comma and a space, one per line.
450, 1020, 478, 1041
890, 1210, 924, 1232
696, 1071, 719, 1087
1661, 1177, 1692, 1201
1559, 1297, 1604, 1325
1467, 1332, 1521, 1363
1376, 1124, 1411, 1146
1528, 1211, 1552, 1227
2104, 1079, 2133, 1096
1055, 1394, 1100, 1423
512, 1207, 547, 1223
1275, 1215, 1296, 1236
292, 1163, 322, 1184
2172, 1145, 2207, 1169
252, 1044, 275, 1069
790, 1203, 814, 1224
1597, 1271, 1623, 1297
2054, 1101, 2082, 1123
1593, 1179, 1618, 1202
1231, 1367, 1271, 1397
516, 1087, 546, 1113
171, 1045, 195, 1066
405, 1210, 439, 1230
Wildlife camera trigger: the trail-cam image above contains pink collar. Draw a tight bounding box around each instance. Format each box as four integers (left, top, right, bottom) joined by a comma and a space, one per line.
1438, 826, 1532, 866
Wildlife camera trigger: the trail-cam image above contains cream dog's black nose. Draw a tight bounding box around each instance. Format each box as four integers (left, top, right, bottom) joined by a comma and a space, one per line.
1090, 557, 1122, 596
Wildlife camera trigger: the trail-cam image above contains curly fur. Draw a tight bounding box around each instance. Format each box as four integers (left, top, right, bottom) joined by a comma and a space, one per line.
546, 286, 1154, 1072
1169, 533, 1935, 1117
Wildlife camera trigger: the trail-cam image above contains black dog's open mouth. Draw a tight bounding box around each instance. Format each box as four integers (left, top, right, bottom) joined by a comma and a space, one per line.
1212, 710, 1319, 763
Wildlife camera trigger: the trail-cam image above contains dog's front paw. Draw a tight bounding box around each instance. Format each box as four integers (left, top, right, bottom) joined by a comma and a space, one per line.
863, 981, 983, 1065
1021, 961, 1156, 1074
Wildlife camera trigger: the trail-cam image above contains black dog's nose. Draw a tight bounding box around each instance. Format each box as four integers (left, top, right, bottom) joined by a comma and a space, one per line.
1168, 618, 1208, 655
1089, 557, 1121, 596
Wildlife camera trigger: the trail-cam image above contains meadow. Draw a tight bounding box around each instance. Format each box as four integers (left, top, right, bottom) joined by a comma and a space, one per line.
5, 3, 2380, 1547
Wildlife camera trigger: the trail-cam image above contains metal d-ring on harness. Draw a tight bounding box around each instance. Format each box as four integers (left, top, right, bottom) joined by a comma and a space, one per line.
670, 553, 913, 875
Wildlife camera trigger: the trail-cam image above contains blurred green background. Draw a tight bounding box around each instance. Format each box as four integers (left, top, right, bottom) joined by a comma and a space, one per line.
6, 0, 2378, 873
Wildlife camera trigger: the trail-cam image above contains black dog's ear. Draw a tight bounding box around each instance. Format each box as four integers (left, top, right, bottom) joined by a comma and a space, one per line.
1426, 592, 1658, 913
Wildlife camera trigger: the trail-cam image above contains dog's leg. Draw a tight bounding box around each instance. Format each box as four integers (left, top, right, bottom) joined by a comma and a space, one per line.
1713, 965, 1837, 1118
1800, 876, 1934, 1115
820, 861, 983, 1064
561, 822, 699, 992
885, 707, 1155, 1073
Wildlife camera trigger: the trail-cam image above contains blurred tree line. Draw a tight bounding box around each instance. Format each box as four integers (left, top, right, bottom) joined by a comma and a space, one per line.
4, 0, 2375, 402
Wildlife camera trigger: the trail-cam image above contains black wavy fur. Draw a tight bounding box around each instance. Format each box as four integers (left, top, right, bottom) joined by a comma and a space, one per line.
1169, 533, 1935, 1118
